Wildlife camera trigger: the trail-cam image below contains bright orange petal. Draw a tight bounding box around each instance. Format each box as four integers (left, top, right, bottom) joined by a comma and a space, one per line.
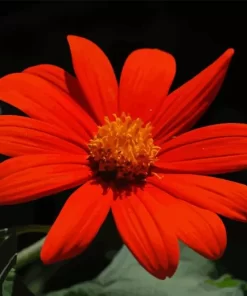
0, 115, 87, 156
145, 183, 226, 260
111, 188, 179, 279
0, 154, 90, 205
155, 123, 247, 175
153, 49, 234, 143
23, 64, 95, 120
0, 72, 97, 142
41, 181, 112, 264
172, 204, 227, 260
119, 49, 176, 122
148, 174, 247, 222
67, 36, 118, 124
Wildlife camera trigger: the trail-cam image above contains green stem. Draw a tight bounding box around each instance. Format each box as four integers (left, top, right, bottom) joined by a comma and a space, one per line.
16, 237, 45, 270
14, 225, 50, 270
16, 225, 50, 236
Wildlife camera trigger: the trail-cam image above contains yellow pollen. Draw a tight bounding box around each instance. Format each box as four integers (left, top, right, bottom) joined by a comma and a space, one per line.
88, 113, 160, 180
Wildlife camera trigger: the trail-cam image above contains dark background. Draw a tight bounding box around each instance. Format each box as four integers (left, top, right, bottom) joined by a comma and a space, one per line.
0, 1, 247, 292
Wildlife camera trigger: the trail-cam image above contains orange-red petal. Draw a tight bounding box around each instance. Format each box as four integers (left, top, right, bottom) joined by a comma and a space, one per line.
0, 72, 96, 142
0, 154, 90, 205
148, 174, 247, 222
111, 188, 179, 279
67, 36, 118, 124
145, 183, 226, 260
41, 181, 112, 264
119, 49, 176, 122
155, 123, 247, 175
23, 64, 94, 118
153, 49, 234, 143
172, 204, 227, 260
0, 115, 87, 156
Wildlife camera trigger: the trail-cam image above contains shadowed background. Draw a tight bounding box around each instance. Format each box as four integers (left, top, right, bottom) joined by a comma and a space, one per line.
0, 1, 246, 292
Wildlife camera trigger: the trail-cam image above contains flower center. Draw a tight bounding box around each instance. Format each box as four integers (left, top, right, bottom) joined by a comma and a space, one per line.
88, 113, 160, 182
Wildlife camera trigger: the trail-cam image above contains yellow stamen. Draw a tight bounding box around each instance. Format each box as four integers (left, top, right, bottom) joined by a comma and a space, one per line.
88, 113, 160, 180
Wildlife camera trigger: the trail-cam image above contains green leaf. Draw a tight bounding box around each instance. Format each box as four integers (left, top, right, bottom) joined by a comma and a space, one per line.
3, 269, 35, 296
44, 283, 102, 296
44, 243, 245, 296
3, 277, 14, 296
0, 228, 17, 296
206, 274, 243, 288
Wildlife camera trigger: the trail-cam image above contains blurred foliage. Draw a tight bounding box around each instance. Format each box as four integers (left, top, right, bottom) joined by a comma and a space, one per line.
43, 244, 245, 296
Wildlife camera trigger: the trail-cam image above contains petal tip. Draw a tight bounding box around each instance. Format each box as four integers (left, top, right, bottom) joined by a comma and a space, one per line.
40, 247, 51, 265
67, 35, 96, 49
67, 34, 81, 44
40, 244, 58, 265
225, 48, 235, 58
67, 34, 77, 40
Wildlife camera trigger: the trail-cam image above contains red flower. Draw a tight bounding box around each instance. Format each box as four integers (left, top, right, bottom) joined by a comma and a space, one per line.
0, 36, 247, 280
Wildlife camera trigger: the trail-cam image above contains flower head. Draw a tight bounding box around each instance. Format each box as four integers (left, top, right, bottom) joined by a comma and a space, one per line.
0, 36, 247, 279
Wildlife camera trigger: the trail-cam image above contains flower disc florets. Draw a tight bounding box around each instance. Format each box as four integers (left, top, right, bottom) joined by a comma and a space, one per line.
88, 113, 160, 182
